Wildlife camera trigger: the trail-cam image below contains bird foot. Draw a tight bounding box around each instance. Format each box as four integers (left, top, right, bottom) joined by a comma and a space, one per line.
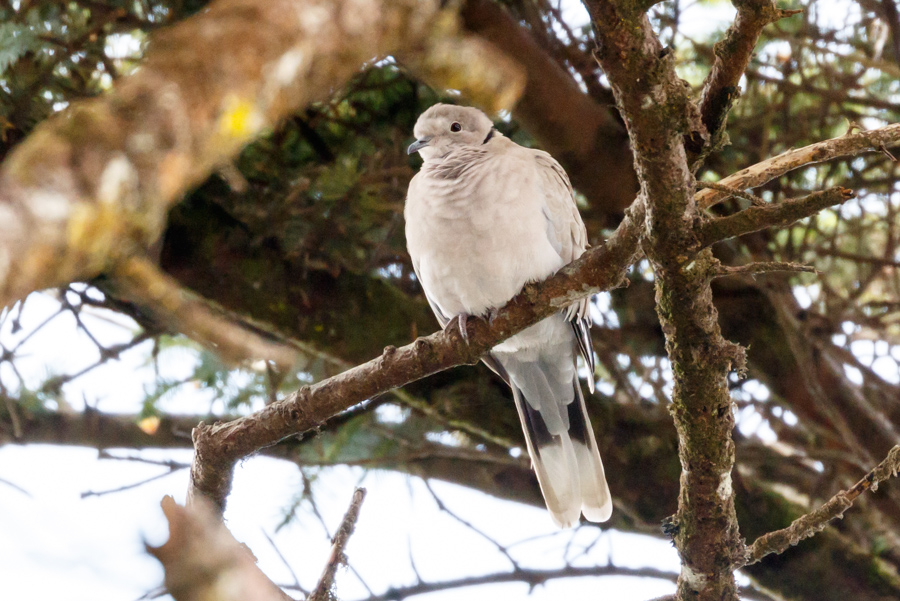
443, 313, 470, 344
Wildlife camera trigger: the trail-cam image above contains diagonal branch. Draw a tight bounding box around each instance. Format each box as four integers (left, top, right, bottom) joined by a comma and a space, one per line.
689, 0, 801, 161
695, 123, 900, 209
309, 487, 367, 601
696, 186, 856, 248
744, 445, 900, 565
187, 202, 646, 511
111, 255, 305, 373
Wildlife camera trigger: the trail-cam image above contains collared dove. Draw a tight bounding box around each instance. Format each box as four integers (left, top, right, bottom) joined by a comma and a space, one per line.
404, 103, 612, 527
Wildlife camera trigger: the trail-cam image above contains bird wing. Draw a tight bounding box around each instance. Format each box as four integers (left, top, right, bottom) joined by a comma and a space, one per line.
411, 257, 449, 329
533, 150, 596, 389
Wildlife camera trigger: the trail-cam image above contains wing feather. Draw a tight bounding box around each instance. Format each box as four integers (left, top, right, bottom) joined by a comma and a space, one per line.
533, 151, 595, 386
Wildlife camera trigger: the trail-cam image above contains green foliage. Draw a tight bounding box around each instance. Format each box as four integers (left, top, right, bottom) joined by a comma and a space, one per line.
0, 22, 38, 75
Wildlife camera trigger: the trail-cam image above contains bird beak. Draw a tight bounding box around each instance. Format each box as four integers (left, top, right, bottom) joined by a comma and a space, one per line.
407, 137, 432, 155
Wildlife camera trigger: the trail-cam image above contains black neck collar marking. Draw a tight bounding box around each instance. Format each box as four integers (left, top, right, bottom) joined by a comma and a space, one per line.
482, 128, 496, 144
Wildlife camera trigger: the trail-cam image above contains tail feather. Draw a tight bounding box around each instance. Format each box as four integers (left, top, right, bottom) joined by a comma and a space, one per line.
510, 385, 581, 527
569, 381, 613, 522
497, 350, 612, 527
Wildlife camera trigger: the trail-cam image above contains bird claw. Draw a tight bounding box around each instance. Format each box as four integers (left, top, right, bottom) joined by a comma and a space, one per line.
444, 313, 470, 344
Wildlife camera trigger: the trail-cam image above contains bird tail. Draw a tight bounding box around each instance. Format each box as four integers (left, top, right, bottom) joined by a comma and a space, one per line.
496, 351, 612, 527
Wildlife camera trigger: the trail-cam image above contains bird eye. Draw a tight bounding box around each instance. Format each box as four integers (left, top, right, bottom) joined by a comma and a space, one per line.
450, 122, 462, 132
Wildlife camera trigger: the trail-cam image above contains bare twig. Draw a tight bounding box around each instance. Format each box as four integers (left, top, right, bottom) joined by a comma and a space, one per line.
352, 565, 678, 601
745, 445, 900, 565
712, 261, 818, 279
98, 450, 190, 469
0, 476, 31, 497
309, 487, 367, 601
263, 529, 308, 596
81, 464, 187, 498
423, 480, 520, 569
696, 181, 766, 206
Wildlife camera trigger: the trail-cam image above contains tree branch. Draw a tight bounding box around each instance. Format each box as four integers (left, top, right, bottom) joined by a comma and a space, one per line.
583, 0, 750, 597
0, 0, 524, 308
309, 487, 367, 601
744, 445, 900, 565
111, 255, 305, 373
695, 123, 900, 209
689, 0, 801, 161
187, 202, 645, 511
711, 261, 818, 279
351, 565, 678, 601
696, 187, 856, 248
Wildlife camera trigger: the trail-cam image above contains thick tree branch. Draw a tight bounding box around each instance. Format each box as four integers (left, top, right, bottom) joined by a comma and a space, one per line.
187, 203, 645, 511
149, 495, 291, 601
745, 445, 900, 565
0, 404, 196, 448
0, 0, 523, 308
111, 255, 305, 372
583, 0, 750, 598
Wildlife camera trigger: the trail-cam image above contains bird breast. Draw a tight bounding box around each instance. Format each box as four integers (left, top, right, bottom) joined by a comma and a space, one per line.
405, 152, 565, 319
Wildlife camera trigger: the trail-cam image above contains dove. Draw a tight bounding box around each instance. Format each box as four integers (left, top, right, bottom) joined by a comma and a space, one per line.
404, 103, 612, 527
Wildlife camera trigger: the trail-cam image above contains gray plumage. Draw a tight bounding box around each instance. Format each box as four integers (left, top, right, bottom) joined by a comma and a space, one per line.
404, 103, 612, 527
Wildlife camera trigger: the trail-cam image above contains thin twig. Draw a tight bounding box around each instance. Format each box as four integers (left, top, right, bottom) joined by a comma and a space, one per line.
351, 565, 678, 601
696, 181, 766, 206
263, 529, 308, 595
0, 476, 32, 497
423, 480, 520, 570
309, 487, 367, 601
744, 445, 900, 565
712, 261, 818, 279
98, 450, 190, 469
81, 465, 187, 498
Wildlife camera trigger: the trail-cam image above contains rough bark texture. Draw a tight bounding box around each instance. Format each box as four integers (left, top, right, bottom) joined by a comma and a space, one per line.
585, 1, 744, 598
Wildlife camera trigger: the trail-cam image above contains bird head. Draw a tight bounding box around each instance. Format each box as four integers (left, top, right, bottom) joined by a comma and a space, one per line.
408, 103, 496, 161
